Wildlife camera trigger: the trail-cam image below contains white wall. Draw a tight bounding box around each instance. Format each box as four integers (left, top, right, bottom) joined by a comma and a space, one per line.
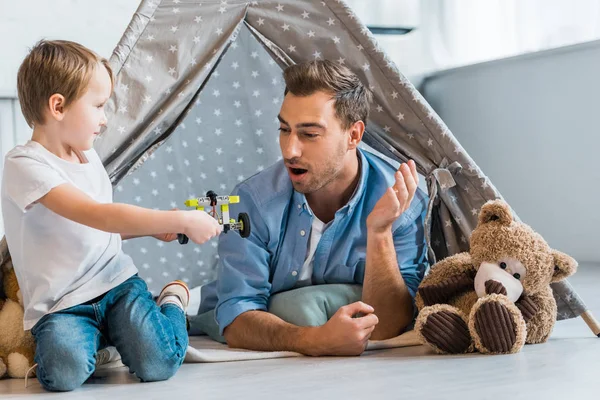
422, 41, 600, 263
0, 0, 140, 97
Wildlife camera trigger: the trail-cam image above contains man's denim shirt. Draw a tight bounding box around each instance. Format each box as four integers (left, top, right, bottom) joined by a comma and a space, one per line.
199, 149, 429, 335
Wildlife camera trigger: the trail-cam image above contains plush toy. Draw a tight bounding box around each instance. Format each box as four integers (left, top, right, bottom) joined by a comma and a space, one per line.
415, 200, 577, 354
0, 258, 36, 378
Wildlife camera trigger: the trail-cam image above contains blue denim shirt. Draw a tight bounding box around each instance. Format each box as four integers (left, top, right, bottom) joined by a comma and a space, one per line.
199, 149, 429, 334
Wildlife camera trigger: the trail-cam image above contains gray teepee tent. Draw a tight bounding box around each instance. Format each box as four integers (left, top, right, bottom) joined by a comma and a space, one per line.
1, 0, 597, 335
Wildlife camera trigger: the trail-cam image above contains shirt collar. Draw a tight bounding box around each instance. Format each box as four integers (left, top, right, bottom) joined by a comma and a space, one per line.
293, 148, 369, 216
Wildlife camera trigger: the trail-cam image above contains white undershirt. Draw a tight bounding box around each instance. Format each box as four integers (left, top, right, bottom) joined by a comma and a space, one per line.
295, 216, 329, 288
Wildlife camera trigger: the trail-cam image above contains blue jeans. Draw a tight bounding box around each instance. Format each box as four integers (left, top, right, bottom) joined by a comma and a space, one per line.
31, 275, 188, 392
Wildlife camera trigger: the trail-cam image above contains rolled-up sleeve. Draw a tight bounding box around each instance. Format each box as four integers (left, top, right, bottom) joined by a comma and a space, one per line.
393, 191, 429, 300
215, 184, 272, 335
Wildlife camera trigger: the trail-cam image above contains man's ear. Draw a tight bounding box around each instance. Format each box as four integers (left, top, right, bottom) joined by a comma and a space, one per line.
551, 250, 578, 283
347, 120, 364, 150
48, 93, 66, 122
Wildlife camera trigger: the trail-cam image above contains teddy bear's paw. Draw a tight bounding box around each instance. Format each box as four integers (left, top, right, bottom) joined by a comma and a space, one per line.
470, 295, 526, 354
419, 309, 473, 354
7, 352, 36, 378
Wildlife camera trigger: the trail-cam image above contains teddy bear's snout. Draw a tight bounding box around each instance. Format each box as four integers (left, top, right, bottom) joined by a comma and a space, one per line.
475, 262, 524, 302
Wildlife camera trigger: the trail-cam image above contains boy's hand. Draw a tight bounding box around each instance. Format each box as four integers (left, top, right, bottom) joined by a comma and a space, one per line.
181, 210, 223, 244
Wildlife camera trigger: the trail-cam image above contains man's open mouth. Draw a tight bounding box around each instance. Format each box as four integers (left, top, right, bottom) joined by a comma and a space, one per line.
289, 167, 308, 176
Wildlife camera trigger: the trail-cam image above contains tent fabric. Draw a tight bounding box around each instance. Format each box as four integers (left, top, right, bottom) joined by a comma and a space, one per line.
0, 0, 586, 321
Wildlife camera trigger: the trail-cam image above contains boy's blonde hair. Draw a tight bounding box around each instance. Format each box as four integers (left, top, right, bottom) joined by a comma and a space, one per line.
17, 40, 114, 128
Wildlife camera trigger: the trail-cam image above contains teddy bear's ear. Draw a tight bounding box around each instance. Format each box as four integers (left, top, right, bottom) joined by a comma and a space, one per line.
477, 200, 513, 227
551, 250, 578, 283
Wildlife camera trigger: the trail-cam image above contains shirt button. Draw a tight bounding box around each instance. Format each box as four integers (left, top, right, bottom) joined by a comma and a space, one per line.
291, 271, 298, 276
297, 204, 302, 209
300, 230, 306, 236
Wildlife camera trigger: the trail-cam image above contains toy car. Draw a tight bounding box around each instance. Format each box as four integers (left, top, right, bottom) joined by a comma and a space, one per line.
177, 190, 251, 244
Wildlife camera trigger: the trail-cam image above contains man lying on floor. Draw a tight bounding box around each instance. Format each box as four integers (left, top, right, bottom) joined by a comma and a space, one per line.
191, 60, 429, 356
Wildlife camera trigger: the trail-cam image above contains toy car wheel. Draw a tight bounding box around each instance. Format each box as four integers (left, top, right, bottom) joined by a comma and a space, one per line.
238, 213, 251, 238
178, 233, 189, 245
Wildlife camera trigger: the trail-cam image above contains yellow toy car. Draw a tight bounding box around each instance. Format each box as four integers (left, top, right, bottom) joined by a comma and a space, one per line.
177, 190, 251, 244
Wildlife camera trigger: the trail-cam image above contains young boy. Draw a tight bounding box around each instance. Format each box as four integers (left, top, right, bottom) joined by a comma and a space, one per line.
1, 40, 222, 391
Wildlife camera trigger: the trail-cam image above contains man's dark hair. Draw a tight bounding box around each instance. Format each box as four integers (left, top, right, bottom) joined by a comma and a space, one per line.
283, 60, 372, 129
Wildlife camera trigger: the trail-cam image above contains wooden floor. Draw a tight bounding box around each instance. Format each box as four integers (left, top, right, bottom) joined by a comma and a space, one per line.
3, 265, 599, 400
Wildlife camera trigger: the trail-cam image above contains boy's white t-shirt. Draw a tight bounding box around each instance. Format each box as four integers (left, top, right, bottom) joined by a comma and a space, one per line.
1, 141, 137, 330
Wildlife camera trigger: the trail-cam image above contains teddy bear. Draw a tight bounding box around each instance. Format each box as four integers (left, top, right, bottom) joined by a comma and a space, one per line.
414, 199, 577, 355
0, 257, 36, 379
